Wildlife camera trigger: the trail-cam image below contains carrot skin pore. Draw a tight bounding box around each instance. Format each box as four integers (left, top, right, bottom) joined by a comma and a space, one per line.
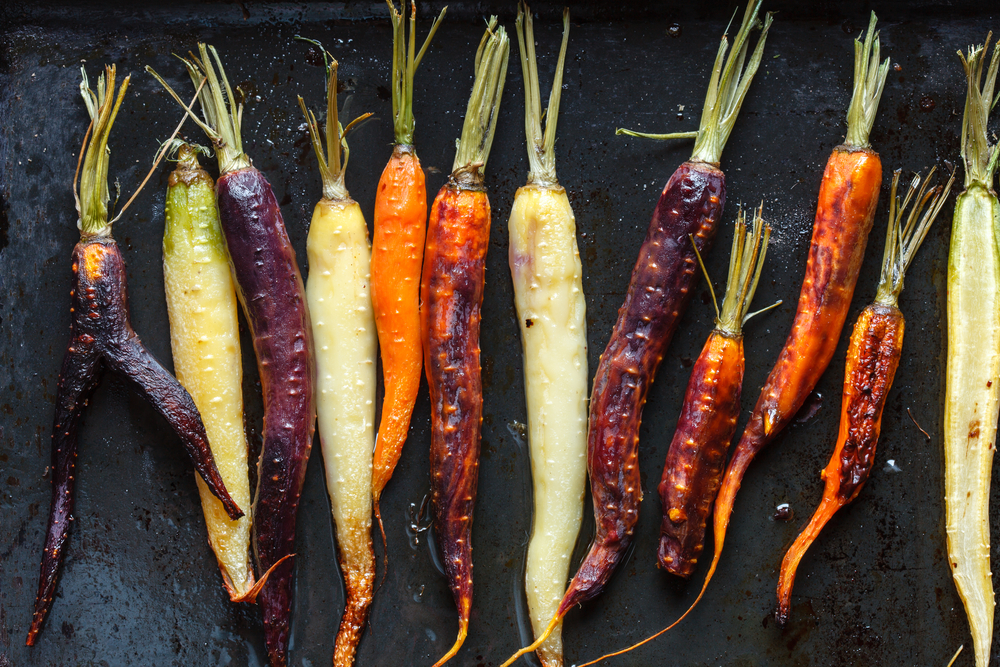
776, 302, 903, 623
715, 146, 881, 553
216, 166, 316, 667
659, 330, 744, 577
421, 181, 490, 638
560, 160, 725, 612
29, 237, 240, 644
372, 145, 427, 503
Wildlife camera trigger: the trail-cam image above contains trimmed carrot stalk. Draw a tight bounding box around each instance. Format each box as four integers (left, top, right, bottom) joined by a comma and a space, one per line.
945, 37, 1000, 667
776, 168, 953, 625
371, 0, 446, 538
421, 19, 509, 667
298, 57, 377, 667
500, 5, 771, 666
508, 7, 585, 667
27, 66, 241, 647
148, 45, 316, 667
163, 142, 255, 601
659, 206, 774, 578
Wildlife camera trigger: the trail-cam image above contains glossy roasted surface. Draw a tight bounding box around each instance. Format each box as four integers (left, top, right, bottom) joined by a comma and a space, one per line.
659, 330, 744, 578
421, 181, 491, 639
28, 237, 239, 644
562, 160, 724, 611
217, 167, 316, 667
0, 5, 990, 665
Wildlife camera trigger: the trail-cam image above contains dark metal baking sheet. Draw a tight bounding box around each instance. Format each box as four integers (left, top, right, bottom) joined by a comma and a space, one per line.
1, 1, 997, 665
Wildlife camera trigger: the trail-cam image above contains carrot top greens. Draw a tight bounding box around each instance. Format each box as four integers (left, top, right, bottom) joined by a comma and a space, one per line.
874, 168, 954, 306
693, 205, 773, 336
515, 4, 570, 187
844, 13, 890, 149
958, 35, 1000, 189
78, 65, 129, 237
297, 58, 373, 202
452, 17, 510, 181
388, 0, 446, 146
616, 1, 772, 166
147, 44, 251, 175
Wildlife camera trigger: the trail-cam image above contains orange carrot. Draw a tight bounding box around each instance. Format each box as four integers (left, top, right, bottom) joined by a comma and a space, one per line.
371, 1, 446, 536
775, 168, 952, 625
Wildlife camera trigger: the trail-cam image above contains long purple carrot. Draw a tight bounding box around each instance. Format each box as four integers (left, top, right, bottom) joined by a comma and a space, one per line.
500, 5, 771, 665
149, 45, 316, 667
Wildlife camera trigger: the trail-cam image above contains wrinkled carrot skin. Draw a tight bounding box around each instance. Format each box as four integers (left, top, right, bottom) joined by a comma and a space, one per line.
776, 302, 903, 624
714, 146, 881, 558
28, 237, 240, 645
372, 144, 427, 506
558, 160, 725, 613
421, 178, 490, 642
216, 166, 316, 667
658, 330, 743, 578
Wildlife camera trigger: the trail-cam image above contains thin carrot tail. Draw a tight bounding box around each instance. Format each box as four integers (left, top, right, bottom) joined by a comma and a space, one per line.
498, 613, 564, 667
572, 457, 747, 666
431, 619, 469, 667
333, 563, 376, 667
776, 497, 843, 626
575, 546, 723, 667
373, 498, 389, 588
230, 553, 294, 604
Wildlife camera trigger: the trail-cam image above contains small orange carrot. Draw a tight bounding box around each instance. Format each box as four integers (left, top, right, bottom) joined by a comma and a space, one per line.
371, 1, 446, 536
776, 168, 952, 624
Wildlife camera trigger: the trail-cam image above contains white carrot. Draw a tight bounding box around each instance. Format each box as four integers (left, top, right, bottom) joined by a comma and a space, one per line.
299, 58, 377, 667
162, 142, 254, 600
945, 35, 1000, 667
508, 8, 587, 667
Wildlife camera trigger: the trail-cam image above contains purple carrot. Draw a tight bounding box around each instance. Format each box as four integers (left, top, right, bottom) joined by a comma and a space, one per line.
28, 65, 241, 647
500, 5, 771, 665
149, 45, 315, 667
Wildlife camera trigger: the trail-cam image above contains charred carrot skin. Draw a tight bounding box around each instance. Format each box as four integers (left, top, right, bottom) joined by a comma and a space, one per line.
716, 146, 881, 532
28, 237, 241, 644
774, 302, 902, 623
216, 166, 316, 667
372, 144, 427, 503
421, 178, 490, 636
658, 330, 743, 577
560, 160, 725, 610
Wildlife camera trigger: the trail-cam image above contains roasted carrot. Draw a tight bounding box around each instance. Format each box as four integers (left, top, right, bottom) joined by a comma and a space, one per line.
705, 11, 889, 615
508, 7, 587, 667
574, 18, 891, 666
421, 18, 509, 667
659, 205, 774, 579
945, 36, 1000, 667
149, 45, 316, 667
777, 168, 953, 625
163, 141, 255, 601
27, 66, 241, 646
371, 0, 445, 541
500, 5, 771, 665
299, 57, 376, 667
